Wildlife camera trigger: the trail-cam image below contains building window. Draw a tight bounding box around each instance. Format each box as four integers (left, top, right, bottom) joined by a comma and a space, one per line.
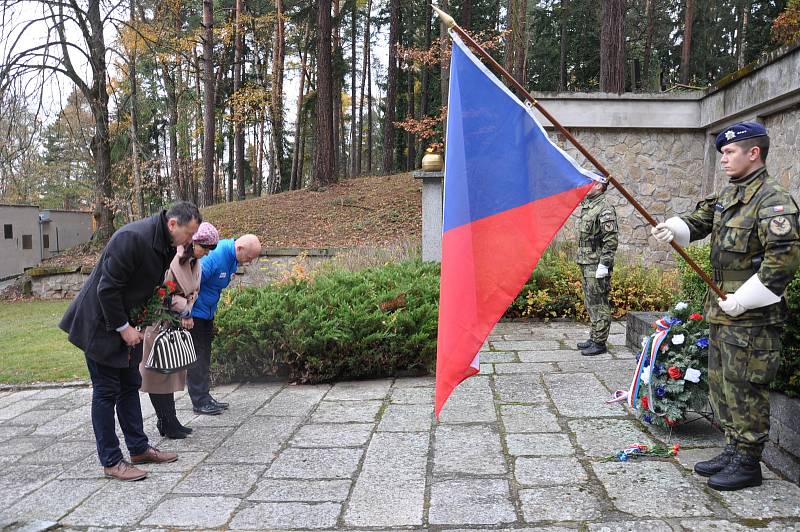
22, 235, 32, 250
43, 234, 50, 249
3, 224, 11, 239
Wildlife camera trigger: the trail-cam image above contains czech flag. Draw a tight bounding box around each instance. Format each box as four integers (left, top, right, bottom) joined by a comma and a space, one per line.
435, 34, 601, 417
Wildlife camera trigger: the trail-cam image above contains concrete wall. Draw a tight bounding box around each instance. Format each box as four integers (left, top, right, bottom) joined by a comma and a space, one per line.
0, 205, 93, 279
0, 205, 42, 280
42, 210, 93, 257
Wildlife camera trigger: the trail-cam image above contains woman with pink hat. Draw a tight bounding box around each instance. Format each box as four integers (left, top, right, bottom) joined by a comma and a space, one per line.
139, 221, 220, 439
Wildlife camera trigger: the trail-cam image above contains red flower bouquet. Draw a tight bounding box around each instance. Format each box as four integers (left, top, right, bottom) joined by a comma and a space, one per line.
131, 281, 179, 327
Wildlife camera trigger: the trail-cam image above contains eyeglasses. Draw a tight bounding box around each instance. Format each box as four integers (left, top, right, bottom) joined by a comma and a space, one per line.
198, 243, 217, 250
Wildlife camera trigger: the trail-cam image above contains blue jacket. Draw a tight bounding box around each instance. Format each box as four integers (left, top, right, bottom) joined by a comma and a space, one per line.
192, 239, 238, 320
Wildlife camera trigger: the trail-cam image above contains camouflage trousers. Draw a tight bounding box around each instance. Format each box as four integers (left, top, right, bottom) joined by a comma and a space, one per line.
708, 323, 783, 458
581, 265, 611, 344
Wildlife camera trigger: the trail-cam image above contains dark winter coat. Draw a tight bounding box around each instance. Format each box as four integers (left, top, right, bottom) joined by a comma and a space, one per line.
59, 211, 177, 367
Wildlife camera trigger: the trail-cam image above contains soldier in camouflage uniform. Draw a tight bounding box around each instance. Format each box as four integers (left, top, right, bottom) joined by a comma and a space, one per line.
651, 121, 800, 491
576, 180, 619, 356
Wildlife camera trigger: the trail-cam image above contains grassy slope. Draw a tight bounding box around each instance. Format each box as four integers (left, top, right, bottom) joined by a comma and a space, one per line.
0, 300, 87, 384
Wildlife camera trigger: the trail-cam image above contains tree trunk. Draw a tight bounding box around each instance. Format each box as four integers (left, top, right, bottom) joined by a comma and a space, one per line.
736, 0, 750, 69
600, 0, 626, 93
642, 0, 656, 91
680, 0, 695, 85
291, 22, 310, 190
163, 64, 181, 200
86, 0, 114, 239
313, 0, 336, 187
350, 0, 358, 177
421, 0, 431, 118
128, 0, 145, 218
559, 0, 569, 91
234, 0, 245, 200
461, 0, 473, 28
505, 0, 527, 84
332, 0, 342, 177
367, 47, 373, 174
203, 0, 215, 206
272, 0, 286, 190
406, 62, 416, 170
383, 0, 400, 174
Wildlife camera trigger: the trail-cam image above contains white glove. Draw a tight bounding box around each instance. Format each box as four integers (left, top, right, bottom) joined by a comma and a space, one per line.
717, 274, 782, 317
650, 217, 690, 247
595, 263, 609, 279
717, 294, 747, 317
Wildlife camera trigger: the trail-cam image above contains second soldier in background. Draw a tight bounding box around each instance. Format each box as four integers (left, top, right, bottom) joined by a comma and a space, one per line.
576, 180, 618, 356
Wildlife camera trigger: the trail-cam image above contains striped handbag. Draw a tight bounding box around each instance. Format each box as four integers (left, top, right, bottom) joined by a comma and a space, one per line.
145, 326, 197, 374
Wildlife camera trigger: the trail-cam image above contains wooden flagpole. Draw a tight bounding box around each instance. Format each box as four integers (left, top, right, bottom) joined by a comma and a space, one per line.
433, 6, 724, 299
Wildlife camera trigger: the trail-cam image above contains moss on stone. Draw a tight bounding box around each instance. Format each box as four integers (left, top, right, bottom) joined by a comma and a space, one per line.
25, 265, 80, 278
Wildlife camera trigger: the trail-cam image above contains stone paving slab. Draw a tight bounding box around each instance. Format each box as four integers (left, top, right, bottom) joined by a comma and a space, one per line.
429, 478, 516, 525
345, 432, 429, 526
3, 320, 800, 531
593, 460, 715, 517
434, 424, 506, 477
141, 495, 241, 528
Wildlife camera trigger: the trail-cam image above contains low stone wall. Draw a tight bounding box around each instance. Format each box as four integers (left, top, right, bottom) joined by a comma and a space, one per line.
627, 311, 800, 484
22, 248, 340, 299
28, 267, 91, 299
765, 393, 800, 484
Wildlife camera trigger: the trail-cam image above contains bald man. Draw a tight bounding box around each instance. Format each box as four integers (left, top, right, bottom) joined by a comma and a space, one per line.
189, 234, 262, 414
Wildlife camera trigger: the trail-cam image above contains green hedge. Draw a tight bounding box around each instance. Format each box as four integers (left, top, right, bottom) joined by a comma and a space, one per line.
212, 260, 440, 384
211, 246, 686, 383
677, 244, 800, 397
506, 242, 679, 320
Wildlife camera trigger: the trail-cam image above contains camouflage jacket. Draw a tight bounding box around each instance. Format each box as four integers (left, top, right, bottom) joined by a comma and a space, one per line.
681, 168, 800, 326
576, 193, 618, 267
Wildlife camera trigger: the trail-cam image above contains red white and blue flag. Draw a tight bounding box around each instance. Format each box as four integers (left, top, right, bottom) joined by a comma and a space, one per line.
435, 35, 601, 417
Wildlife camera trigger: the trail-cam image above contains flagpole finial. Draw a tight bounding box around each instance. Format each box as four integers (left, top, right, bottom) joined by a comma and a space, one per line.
432, 5, 457, 29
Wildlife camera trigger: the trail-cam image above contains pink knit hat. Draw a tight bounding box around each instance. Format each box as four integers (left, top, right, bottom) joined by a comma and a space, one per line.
192, 222, 220, 247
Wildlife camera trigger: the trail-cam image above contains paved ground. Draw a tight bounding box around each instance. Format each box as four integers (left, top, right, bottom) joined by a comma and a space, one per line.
1, 321, 800, 531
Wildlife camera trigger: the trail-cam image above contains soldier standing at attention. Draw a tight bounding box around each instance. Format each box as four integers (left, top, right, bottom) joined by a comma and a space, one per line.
651, 121, 800, 491
576, 180, 619, 357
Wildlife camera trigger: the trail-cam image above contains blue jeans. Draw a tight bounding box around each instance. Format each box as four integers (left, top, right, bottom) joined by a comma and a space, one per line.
85, 354, 149, 466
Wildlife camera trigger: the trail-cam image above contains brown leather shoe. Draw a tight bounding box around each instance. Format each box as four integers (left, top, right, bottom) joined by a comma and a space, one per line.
103, 460, 147, 481
130, 446, 178, 465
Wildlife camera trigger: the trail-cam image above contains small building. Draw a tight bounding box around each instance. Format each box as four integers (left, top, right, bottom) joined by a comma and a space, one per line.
0, 204, 93, 280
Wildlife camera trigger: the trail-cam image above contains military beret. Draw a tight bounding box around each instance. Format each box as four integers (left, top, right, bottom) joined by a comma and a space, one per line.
715, 121, 768, 152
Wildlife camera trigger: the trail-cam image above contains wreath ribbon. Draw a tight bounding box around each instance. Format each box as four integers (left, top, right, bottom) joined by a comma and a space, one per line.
607, 317, 672, 409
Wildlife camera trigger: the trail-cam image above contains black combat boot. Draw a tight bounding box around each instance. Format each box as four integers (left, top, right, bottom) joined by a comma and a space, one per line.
581, 341, 607, 356
694, 443, 737, 477
577, 339, 593, 349
707, 451, 762, 491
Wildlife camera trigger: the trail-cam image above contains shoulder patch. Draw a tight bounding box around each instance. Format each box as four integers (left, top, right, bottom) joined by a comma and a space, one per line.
769, 216, 792, 236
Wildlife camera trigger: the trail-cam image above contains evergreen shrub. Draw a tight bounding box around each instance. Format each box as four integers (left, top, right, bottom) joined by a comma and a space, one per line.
211, 260, 440, 384
506, 242, 679, 320
677, 244, 800, 397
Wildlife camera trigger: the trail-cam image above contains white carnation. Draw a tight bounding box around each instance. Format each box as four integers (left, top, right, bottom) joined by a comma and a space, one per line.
671, 334, 685, 345
674, 302, 688, 311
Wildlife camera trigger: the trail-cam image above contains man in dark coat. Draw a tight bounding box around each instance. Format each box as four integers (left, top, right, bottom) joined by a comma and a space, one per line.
60, 201, 201, 481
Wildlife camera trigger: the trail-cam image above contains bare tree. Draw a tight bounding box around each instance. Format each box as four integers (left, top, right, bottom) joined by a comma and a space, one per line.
0, 0, 122, 239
